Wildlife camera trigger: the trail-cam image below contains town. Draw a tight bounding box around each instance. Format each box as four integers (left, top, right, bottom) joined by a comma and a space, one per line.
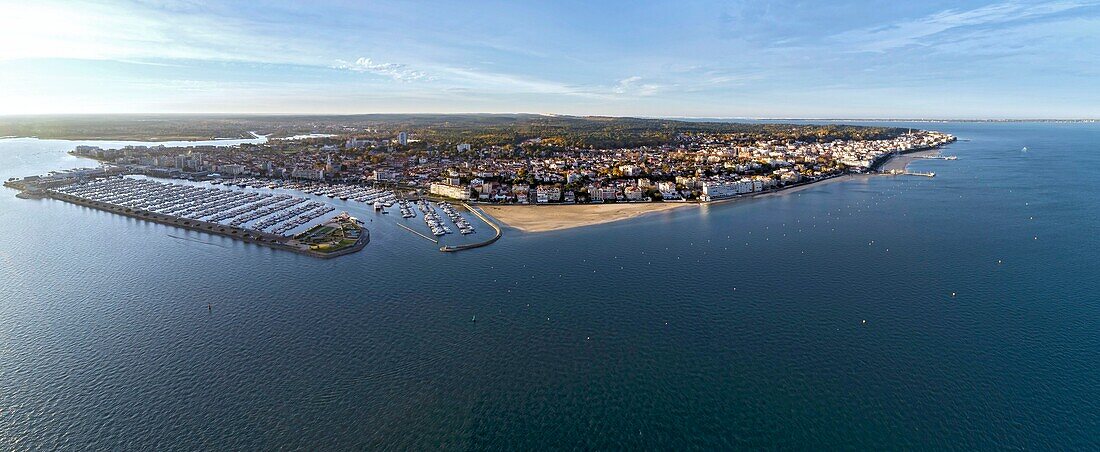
64, 128, 956, 204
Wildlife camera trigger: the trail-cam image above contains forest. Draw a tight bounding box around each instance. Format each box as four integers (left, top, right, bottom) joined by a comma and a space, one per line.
0, 114, 905, 147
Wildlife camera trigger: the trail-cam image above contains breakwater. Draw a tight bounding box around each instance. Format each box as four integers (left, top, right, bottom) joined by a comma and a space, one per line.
439, 203, 502, 252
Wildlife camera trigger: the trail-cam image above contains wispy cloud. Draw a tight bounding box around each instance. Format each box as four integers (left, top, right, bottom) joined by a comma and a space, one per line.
436, 66, 599, 97
613, 76, 660, 96
834, 0, 1098, 52
333, 57, 432, 81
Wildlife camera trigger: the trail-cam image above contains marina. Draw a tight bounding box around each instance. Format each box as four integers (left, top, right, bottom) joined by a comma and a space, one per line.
39, 176, 367, 258
7, 169, 500, 254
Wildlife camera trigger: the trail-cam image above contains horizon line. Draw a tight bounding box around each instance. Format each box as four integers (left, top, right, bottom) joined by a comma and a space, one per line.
0, 112, 1096, 122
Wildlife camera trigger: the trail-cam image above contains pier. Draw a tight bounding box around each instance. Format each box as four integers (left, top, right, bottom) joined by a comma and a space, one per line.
884, 169, 936, 177
439, 203, 502, 252
397, 222, 439, 243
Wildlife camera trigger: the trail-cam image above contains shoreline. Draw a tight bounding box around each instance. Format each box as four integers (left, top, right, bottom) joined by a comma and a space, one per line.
478, 145, 950, 234
479, 201, 695, 233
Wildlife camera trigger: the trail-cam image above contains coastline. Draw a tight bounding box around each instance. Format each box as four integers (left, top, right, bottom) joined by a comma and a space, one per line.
478, 146, 947, 234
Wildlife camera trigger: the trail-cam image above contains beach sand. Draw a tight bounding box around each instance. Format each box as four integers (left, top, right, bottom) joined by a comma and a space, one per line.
880, 148, 941, 172
479, 149, 945, 233
480, 176, 858, 233
480, 202, 695, 233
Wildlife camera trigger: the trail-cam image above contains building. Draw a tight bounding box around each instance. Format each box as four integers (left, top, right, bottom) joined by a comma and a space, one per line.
291, 167, 325, 180
371, 170, 396, 182
219, 164, 246, 176
597, 186, 620, 202
397, 132, 408, 146
346, 138, 372, 149
513, 184, 531, 203
535, 185, 561, 203
620, 165, 641, 177
700, 180, 756, 201
456, 143, 471, 152
624, 185, 644, 200
430, 182, 471, 200
676, 176, 700, 188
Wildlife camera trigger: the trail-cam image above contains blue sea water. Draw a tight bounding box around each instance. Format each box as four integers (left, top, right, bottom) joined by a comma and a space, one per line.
0, 123, 1097, 450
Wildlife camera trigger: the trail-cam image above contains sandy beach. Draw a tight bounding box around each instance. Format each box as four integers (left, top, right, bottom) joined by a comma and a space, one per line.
480, 148, 946, 233
481, 175, 858, 233
880, 148, 941, 172
480, 202, 695, 233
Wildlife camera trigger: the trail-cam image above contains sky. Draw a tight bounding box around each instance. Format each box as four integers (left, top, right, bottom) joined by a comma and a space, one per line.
0, 0, 1098, 118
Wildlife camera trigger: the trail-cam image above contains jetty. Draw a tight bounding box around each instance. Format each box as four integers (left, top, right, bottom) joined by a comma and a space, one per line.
439, 203, 502, 252
884, 169, 936, 177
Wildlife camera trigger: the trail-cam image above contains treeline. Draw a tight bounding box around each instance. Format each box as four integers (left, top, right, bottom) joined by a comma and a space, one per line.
0, 114, 904, 146
370, 115, 904, 148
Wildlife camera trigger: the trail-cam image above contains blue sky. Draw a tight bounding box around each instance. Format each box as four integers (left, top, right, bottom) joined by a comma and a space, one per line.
0, 0, 1098, 117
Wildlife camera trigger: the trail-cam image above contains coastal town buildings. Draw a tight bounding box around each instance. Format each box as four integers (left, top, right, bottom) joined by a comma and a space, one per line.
69, 129, 954, 206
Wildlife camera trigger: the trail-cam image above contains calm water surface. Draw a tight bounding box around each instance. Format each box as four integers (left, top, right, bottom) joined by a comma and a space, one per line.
1, 123, 1097, 449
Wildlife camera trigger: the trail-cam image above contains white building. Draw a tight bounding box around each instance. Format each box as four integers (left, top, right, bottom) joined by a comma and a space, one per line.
700, 180, 758, 201
219, 164, 246, 176
535, 185, 561, 203
397, 131, 408, 146
430, 182, 471, 200
456, 143, 472, 152
372, 170, 396, 181
346, 138, 373, 149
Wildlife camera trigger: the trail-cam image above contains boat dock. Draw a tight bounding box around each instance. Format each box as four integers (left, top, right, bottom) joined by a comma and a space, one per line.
25, 176, 368, 258
397, 222, 439, 243
439, 203, 502, 252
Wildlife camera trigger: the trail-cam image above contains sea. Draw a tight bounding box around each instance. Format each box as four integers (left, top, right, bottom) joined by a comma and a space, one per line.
0, 122, 1097, 450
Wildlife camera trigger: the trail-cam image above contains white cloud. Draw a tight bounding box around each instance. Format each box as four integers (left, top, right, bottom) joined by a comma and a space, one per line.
613, 76, 660, 96
333, 57, 432, 81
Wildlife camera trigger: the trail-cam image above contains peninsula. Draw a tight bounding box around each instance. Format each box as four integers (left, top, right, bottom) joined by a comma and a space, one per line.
5, 114, 956, 246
